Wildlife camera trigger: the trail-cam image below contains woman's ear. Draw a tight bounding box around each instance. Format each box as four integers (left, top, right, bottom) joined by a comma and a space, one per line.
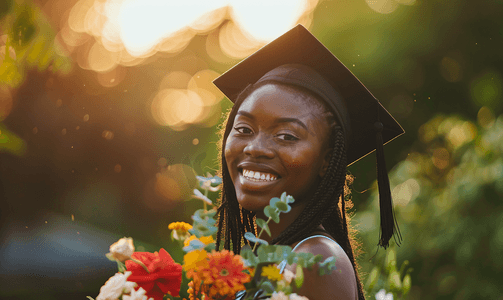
319, 147, 332, 178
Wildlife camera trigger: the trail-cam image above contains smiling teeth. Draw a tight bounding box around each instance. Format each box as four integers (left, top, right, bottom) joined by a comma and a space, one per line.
243, 169, 277, 181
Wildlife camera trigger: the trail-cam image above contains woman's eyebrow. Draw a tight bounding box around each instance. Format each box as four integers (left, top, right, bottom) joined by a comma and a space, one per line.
236, 111, 308, 131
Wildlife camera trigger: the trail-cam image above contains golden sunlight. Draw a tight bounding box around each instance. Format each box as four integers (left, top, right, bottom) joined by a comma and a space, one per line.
66, 0, 316, 62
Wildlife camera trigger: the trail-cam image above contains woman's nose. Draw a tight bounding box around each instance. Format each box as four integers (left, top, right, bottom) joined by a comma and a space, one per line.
243, 133, 275, 158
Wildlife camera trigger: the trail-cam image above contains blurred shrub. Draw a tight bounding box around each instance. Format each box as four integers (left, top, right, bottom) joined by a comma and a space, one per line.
357, 109, 503, 299
365, 245, 412, 300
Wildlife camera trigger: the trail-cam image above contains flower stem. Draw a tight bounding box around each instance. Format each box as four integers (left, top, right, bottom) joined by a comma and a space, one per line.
130, 258, 150, 273
252, 216, 273, 252
204, 189, 208, 212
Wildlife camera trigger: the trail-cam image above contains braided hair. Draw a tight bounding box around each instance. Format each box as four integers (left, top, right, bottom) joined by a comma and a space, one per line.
215, 82, 366, 300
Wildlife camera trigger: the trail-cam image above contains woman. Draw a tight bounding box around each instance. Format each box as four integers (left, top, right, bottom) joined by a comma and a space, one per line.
213, 25, 404, 300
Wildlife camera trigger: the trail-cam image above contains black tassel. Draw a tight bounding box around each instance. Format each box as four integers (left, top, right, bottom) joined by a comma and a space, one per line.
374, 121, 402, 249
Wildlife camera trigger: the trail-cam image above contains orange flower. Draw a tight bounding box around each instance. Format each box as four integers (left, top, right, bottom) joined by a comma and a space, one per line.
198, 250, 251, 298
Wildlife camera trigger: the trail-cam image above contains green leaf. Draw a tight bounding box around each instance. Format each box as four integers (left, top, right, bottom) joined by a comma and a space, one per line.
291, 252, 313, 268
204, 242, 216, 252
403, 273, 412, 295
240, 246, 259, 267
388, 270, 402, 292
286, 195, 295, 204
264, 206, 279, 223
366, 266, 379, 290
258, 281, 275, 293
240, 245, 259, 267
295, 264, 304, 289
269, 197, 281, 206
280, 192, 287, 202
256, 218, 271, 237
274, 201, 290, 212
317, 256, 336, 276
385, 248, 397, 273
244, 232, 269, 245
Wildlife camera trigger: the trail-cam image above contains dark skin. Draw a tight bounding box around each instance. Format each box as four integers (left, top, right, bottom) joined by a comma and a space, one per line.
224, 83, 358, 299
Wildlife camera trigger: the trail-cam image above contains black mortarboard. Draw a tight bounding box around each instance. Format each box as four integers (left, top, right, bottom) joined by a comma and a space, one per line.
213, 24, 404, 249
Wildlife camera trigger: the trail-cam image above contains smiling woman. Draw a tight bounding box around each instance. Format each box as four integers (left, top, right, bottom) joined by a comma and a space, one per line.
213, 25, 404, 300
225, 83, 333, 214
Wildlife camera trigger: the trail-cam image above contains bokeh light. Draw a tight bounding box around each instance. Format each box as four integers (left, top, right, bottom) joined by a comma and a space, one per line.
154, 164, 197, 203
62, 0, 317, 72
0, 85, 13, 120
365, 0, 415, 14
150, 69, 223, 130
440, 56, 463, 83
470, 69, 503, 112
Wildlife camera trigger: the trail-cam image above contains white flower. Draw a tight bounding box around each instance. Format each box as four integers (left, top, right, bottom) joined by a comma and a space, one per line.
375, 289, 393, 300
109, 237, 135, 262
270, 291, 289, 300
289, 293, 309, 300
123, 281, 137, 294
282, 268, 295, 284
96, 271, 136, 300
122, 287, 154, 300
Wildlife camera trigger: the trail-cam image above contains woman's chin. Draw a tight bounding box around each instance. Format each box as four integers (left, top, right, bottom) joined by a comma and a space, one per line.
236, 195, 271, 213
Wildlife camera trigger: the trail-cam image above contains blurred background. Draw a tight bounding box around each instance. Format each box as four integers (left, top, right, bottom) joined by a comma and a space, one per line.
1, 0, 502, 299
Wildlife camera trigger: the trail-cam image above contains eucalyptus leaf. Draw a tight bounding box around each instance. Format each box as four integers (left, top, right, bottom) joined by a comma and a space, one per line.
280, 191, 287, 202
264, 206, 279, 223
307, 254, 324, 269
317, 256, 336, 276
269, 197, 281, 207
274, 201, 290, 212
182, 239, 206, 253
204, 242, 216, 252
255, 218, 271, 237
240, 246, 259, 267
244, 232, 269, 245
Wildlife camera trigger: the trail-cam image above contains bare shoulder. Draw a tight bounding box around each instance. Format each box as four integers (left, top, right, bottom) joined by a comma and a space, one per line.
287, 236, 358, 300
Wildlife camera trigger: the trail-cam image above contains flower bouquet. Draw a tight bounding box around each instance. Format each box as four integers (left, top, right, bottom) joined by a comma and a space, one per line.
89, 174, 338, 300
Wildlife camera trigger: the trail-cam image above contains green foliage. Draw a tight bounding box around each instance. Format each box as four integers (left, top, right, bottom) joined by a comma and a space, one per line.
0, 122, 26, 155
0, 0, 71, 88
364, 246, 412, 300
188, 209, 217, 238
359, 113, 503, 299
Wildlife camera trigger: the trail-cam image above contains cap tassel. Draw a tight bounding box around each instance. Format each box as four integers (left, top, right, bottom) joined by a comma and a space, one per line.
374, 121, 402, 249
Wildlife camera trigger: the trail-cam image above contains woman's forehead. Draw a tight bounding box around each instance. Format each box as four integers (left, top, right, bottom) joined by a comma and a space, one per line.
238, 83, 326, 118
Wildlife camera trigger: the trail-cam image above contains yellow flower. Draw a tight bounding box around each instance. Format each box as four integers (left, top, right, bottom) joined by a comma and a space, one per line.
169, 222, 192, 241
261, 264, 283, 281
183, 249, 208, 272
183, 235, 214, 247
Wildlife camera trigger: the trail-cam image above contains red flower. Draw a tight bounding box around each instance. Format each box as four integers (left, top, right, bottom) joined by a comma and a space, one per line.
126, 248, 183, 300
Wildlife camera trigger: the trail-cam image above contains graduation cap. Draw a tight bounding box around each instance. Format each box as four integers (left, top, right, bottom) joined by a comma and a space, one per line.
213, 24, 404, 249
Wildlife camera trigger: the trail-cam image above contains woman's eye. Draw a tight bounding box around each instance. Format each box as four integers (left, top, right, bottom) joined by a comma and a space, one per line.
234, 127, 253, 134
277, 133, 299, 141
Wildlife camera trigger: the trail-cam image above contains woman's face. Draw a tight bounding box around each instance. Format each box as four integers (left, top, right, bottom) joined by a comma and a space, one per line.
224, 83, 332, 212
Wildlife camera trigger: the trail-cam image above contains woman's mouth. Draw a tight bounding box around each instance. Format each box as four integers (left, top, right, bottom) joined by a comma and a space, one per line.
237, 168, 281, 191
241, 169, 279, 181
